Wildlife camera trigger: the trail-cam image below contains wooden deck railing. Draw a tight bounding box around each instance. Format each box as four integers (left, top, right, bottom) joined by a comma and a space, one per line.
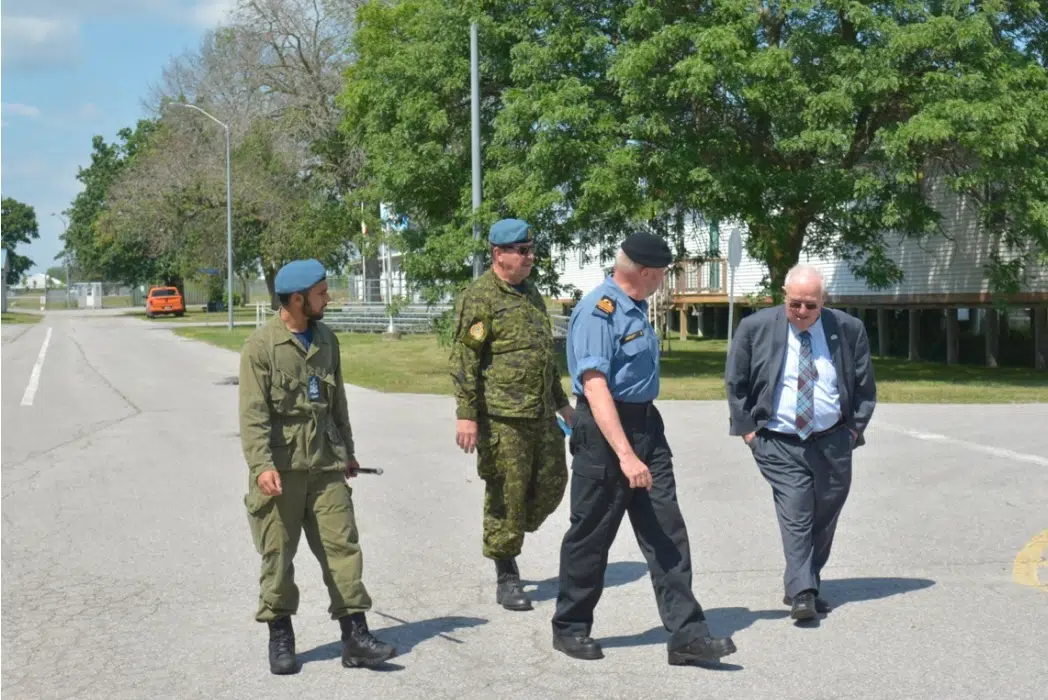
662, 258, 728, 296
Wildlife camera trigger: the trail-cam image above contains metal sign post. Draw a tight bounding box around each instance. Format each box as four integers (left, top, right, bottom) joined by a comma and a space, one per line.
727, 228, 742, 347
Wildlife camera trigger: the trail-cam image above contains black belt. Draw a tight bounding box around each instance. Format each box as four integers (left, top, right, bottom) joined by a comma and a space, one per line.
575, 395, 653, 413
761, 418, 845, 443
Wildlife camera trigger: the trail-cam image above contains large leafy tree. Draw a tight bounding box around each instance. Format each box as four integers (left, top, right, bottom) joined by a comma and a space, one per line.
1, 197, 40, 284
343, 0, 1048, 299
340, 0, 504, 299
611, 0, 1048, 294
60, 120, 163, 285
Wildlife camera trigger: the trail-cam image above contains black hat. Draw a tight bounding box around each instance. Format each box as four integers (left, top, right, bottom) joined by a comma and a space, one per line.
621, 232, 672, 268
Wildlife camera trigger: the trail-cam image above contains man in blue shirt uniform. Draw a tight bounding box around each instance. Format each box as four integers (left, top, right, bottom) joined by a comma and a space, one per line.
550, 232, 737, 666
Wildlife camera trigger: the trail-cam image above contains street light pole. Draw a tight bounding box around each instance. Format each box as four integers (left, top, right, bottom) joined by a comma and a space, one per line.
52, 213, 70, 309
168, 102, 234, 331
470, 20, 482, 279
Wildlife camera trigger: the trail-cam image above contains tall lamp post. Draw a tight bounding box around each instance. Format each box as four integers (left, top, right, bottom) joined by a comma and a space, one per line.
168, 102, 234, 331
470, 20, 482, 279
51, 213, 71, 309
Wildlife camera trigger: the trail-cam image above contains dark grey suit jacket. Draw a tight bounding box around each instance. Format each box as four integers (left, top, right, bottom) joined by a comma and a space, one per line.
725, 306, 877, 447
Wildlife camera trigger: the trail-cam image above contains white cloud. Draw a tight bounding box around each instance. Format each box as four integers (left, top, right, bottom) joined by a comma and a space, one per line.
0, 16, 80, 70
189, 0, 237, 28
76, 103, 103, 120
2, 103, 42, 118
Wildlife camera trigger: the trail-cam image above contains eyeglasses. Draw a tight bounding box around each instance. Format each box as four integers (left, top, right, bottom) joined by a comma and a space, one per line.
787, 300, 820, 311
500, 245, 535, 257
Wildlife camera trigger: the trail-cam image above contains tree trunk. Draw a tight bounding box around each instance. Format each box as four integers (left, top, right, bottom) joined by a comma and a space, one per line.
164, 274, 185, 298
764, 212, 810, 301
264, 265, 279, 310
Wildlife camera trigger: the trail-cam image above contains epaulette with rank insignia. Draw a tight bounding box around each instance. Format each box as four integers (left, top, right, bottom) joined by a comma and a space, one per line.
593, 296, 616, 318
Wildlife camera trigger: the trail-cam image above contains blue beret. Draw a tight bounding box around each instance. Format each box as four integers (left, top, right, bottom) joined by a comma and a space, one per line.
274, 259, 326, 294
488, 218, 534, 246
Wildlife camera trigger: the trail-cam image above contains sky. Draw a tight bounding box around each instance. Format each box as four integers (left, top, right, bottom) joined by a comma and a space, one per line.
1, 0, 236, 275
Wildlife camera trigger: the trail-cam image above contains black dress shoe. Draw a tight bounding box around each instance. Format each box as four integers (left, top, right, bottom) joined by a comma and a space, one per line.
553, 634, 604, 660
789, 591, 818, 620
667, 633, 737, 665
783, 593, 832, 613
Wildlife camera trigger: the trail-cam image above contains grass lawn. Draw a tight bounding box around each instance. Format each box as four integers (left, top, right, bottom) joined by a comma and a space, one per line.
173, 329, 1048, 403
127, 308, 260, 323
1, 311, 43, 325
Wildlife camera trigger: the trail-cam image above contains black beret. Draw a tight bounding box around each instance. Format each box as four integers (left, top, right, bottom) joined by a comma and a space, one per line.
621, 232, 672, 268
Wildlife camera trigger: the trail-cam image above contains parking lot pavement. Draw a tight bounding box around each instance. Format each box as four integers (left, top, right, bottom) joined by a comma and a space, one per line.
2, 313, 1045, 699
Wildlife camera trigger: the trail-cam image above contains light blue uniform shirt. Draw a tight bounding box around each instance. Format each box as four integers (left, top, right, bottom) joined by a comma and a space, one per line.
766, 317, 842, 434
567, 276, 660, 403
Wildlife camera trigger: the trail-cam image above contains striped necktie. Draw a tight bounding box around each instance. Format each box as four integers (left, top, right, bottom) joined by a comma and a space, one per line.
796, 330, 817, 439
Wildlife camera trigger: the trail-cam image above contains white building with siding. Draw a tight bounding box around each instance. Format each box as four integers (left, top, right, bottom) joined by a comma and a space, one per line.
544, 177, 1048, 367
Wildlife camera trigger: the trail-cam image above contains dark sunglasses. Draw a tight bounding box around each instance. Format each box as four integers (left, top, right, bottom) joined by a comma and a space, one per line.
788, 300, 820, 311
499, 245, 535, 256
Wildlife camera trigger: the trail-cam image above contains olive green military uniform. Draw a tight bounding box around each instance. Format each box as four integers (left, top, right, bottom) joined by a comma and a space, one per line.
239, 313, 371, 622
449, 268, 570, 560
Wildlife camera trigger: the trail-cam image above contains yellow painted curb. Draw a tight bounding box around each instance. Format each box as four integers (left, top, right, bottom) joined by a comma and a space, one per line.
1013, 530, 1048, 592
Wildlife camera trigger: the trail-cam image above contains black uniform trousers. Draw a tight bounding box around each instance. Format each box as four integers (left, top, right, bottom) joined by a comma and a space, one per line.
551, 398, 708, 650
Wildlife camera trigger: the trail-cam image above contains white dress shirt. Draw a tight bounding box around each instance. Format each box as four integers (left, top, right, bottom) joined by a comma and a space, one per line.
766, 318, 841, 435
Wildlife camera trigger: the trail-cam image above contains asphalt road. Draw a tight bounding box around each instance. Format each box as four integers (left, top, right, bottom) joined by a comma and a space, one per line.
2, 311, 1046, 700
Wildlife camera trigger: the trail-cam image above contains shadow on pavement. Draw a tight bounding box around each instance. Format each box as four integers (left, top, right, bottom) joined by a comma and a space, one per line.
521, 560, 649, 603
594, 576, 937, 656
298, 613, 488, 668
820, 576, 936, 607
599, 606, 789, 651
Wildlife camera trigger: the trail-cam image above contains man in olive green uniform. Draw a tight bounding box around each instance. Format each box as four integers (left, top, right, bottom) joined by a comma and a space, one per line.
450, 218, 574, 611
239, 258, 396, 675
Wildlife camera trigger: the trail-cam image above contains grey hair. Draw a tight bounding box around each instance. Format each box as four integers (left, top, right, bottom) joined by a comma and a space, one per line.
614, 249, 642, 273
783, 263, 825, 292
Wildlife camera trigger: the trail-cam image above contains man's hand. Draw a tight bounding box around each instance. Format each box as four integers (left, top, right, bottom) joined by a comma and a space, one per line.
345, 458, 360, 479
456, 419, 478, 453
558, 404, 576, 427
743, 431, 757, 446
619, 453, 652, 490
257, 469, 282, 496
850, 429, 858, 444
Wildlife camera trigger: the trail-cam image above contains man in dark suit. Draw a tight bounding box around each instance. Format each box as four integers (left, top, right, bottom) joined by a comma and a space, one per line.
725, 264, 876, 621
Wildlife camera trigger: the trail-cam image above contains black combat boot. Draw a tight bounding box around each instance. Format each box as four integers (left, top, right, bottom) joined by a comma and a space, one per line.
495, 558, 533, 611
267, 616, 299, 675
339, 613, 397, 668
667, 623, 737, 666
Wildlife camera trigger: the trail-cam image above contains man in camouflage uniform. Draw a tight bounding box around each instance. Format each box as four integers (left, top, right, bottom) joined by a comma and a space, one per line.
239, 258, 396, 675
449, 218, 574, 611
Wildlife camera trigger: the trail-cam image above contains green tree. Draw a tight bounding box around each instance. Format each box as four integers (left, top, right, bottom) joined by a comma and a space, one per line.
340, 0, 517, 299
607, 0, 1048, 295
60, 119, 163, 285
343, 0, 1048, 300
1, 197, 40, 285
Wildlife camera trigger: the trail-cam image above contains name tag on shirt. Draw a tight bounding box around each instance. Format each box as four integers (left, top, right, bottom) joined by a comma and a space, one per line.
621, 329, 644, 344
308, 375, 321, 401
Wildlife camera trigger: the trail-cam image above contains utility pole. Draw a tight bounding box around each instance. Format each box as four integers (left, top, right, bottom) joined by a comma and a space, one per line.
52, 213, 70, 308
470, 21, 482, 279
167, 102, 234, 330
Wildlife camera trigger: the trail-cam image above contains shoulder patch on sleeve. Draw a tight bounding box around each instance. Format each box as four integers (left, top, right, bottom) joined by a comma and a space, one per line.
460, 315, 491, 352
593, 296, 616, 318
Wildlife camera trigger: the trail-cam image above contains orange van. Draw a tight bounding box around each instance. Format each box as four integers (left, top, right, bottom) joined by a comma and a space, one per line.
145, 286, 185, 317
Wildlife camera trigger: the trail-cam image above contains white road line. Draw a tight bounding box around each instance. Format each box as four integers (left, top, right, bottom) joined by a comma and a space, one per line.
20, 327, 53, 407
878, 421, 1048, 467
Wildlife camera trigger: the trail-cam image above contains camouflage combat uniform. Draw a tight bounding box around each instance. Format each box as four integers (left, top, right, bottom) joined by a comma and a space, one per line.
449, 268, 570, 560
239, 313, 371, 622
